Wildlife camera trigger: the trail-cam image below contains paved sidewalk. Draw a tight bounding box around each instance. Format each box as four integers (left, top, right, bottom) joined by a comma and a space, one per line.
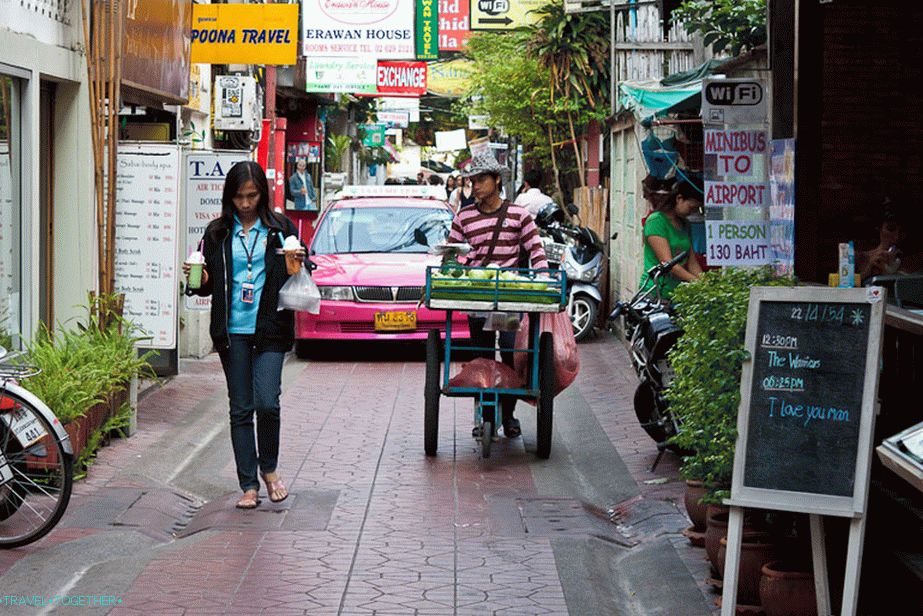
0, 333, 715, 615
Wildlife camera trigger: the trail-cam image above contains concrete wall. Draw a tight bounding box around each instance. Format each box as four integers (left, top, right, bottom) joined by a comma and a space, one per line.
1, 16, 96, 337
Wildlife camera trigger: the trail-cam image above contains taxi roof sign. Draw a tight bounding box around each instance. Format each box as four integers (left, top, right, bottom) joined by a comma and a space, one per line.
334, 185, 448, 200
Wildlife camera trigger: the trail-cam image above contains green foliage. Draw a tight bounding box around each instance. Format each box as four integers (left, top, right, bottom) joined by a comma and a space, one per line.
673, 0, 767, 57
74, 401, 134, 480
326, 134, 353, 173
457, 31, 557, 160
527, 0, 610, 113
667, 267, 794, 502
20, 293, 154, 425
359, 145, 392, 167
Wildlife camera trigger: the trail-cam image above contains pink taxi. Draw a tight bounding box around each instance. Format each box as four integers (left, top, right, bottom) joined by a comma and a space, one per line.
295, 186, 469, 354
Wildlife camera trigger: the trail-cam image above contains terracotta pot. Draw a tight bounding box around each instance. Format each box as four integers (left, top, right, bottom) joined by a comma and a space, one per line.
684, 480, 708, 531
719, 534, 776, 605
705, 510, 763, 577
759, 561, 816, 616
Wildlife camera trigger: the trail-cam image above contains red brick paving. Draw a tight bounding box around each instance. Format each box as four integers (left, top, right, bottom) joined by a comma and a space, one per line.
3, 334, 712, 614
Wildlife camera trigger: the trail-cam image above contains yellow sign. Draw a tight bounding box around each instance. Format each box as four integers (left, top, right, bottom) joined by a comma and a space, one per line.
470, 0, 548, 30
427, 58, 474, 98
190, 4, 298, 65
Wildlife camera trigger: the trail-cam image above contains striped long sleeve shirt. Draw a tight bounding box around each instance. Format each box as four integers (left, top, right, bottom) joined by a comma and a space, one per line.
447, 201, 549, 269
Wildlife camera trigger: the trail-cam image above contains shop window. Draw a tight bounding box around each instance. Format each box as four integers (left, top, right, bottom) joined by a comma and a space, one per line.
0, 74, 22, 350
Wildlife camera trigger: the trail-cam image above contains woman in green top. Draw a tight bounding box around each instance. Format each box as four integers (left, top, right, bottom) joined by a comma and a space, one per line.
640, 178, 704, 298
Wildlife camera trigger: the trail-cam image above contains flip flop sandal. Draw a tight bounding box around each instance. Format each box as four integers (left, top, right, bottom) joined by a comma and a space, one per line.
236, 490, 261, 509
261, 473, 289, 503
502, 418, 522, 438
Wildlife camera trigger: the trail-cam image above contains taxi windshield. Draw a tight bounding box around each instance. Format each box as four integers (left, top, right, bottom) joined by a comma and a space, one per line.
312, 206, 453, 255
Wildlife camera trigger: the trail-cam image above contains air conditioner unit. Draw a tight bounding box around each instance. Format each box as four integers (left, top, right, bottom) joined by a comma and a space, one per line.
213, 75, 258, 131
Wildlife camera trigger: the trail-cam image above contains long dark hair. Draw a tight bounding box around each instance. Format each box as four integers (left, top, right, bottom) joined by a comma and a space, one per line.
206, 161, 284, 238
663, 176, 703, 212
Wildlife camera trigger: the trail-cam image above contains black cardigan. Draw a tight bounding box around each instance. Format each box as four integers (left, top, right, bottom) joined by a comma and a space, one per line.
187, 212, 301, 353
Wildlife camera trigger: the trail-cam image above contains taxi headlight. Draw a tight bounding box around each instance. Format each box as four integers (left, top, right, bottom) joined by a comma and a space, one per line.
318, 286, 353, 301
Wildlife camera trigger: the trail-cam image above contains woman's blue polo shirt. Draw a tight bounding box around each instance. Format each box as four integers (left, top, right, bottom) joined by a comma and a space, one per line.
228, 216, 267, 334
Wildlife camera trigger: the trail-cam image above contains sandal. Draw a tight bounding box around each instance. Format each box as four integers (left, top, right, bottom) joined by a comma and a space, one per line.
502, 417, 522, 439
236, 489, 261, 509
261, 472, 289, 503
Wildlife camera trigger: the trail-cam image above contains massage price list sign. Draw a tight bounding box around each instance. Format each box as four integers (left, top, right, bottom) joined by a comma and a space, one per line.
742, 297, 874, 498
114, 143, 181, 349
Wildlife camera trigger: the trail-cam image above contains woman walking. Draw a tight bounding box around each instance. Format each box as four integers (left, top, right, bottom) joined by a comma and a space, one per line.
184, 161, 304, 509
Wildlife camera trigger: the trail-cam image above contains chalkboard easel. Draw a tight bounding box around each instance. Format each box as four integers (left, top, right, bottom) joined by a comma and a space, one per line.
720, 286, 886, 616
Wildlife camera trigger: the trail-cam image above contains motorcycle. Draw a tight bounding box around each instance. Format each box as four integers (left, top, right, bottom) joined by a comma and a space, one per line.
609, 250, 690, 466
535, 203, 604, 342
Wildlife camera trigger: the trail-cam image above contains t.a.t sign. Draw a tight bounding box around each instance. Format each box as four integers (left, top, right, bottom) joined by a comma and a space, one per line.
702, 78, 767, 125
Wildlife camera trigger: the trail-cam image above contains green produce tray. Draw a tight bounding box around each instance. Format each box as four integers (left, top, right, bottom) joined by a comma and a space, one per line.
429, 279, 559, 304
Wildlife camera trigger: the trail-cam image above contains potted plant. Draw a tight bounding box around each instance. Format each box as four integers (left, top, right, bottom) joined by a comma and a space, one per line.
667, 267, 795, 505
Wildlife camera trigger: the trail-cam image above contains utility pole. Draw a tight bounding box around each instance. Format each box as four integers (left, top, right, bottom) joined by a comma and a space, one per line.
265, 64, 278, 205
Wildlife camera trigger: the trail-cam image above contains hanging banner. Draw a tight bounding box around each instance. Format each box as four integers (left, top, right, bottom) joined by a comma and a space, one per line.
305, 57, 378, 93
438, 0, 470, 51
302, 0, 415, 59
378, 111, 411, 128
191, 4, 298, 65
379, 97, 421, 122
377, 61, 428, 96
769, 139, 796, 276
470, 0, 545, 31
426, 58, 473, 97
416, 0, 439, 60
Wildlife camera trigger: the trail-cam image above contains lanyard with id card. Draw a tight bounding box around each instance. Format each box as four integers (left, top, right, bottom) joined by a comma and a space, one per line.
239, 229, 260, 304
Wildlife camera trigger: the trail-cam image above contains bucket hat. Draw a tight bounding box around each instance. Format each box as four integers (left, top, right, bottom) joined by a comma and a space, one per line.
461, 151, 510, 180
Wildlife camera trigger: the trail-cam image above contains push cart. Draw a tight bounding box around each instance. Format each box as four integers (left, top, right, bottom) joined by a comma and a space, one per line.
423, 265, 567, 459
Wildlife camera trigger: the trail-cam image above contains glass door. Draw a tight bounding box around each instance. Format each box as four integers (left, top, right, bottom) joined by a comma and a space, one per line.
0, 73, 22, 350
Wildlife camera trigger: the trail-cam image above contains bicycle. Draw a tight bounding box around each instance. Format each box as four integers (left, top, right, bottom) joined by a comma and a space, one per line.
0, 345, 74, 548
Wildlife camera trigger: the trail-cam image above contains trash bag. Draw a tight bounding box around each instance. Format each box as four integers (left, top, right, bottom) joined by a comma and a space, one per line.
513, 312, 579, 401
278, 268, 321, 314
448, 358, 523, 390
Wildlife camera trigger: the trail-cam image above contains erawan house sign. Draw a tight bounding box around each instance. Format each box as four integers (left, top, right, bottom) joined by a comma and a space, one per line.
303, 0, 415, 59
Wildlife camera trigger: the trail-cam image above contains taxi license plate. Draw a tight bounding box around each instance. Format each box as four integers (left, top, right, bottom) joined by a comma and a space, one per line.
374, 311, 417, 332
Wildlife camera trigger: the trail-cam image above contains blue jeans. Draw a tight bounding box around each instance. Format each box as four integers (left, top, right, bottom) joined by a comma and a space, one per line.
219, 334, 285, 491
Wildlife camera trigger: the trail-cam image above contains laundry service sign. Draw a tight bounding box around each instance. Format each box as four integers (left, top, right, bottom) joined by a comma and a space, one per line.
303, 0, 415, 59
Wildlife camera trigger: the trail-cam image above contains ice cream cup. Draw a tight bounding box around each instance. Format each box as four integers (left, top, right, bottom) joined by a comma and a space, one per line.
285, 250, 302, 275
186, 262, 204, 289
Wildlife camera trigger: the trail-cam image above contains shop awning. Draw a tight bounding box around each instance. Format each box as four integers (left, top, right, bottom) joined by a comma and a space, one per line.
619, 80, 701, 123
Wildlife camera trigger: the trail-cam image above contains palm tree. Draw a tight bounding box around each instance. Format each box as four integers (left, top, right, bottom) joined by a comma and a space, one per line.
527, 1, 609, 188
326, 134, 353, 174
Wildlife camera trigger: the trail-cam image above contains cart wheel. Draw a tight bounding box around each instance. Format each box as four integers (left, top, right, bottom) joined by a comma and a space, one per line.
424, 329, 441, 456
536, 331, 555, 459
481, 422, 493, 458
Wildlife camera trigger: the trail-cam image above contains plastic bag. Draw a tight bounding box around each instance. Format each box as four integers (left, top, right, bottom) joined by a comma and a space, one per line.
448, 358, 523, 390
513, 312, 580, 400
278, 268, 321, 314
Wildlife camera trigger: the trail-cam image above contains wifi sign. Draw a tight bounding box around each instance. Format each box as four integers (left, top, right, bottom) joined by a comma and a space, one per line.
701, 78, 767, 124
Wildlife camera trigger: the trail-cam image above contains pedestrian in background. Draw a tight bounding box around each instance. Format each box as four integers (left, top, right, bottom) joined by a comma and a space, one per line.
447, 151, 548, 439
514, 169, 554, 217
445, 174, 458, 200
640, 176, 703, 300
450, 175, 476, 211
288, 159, 317, 211
184, 161, 303, 509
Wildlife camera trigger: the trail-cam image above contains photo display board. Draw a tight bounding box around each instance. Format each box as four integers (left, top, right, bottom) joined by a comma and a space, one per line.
730, 286, 886, 516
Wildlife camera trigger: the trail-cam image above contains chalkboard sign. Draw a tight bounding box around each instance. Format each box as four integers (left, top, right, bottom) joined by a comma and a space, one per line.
729, 286, 886, 517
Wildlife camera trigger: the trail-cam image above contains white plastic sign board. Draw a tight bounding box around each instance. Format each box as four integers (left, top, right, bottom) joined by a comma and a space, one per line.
184, 151, 250, 311
435, 128, 467, 151
114, 143, 182, 349
702, 78, 768, 125
305, 56, 377, 93
302, 0, 415, 59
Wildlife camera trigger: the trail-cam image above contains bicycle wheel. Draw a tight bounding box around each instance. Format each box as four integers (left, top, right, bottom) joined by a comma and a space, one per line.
424, 330, 441, 457
0, 389, 73, 548
536, 332, 555, 460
